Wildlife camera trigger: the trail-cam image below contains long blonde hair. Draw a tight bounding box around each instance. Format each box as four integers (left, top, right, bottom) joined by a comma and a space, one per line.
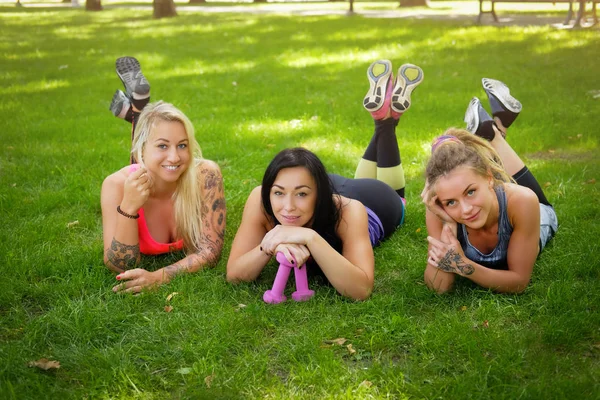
426, 128, 513, 190
131, 101, 204, 253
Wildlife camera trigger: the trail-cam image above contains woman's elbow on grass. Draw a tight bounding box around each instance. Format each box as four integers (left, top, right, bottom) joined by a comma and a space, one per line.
424, 269, 454, 294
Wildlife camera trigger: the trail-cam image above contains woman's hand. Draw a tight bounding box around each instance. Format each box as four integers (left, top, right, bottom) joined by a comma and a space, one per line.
421, 184, 455, 225
274, 243, 311, 267
112, 268, 165, 294
427, 225, 474, 276
121, 167, 152, 214
260, 225, 313, 256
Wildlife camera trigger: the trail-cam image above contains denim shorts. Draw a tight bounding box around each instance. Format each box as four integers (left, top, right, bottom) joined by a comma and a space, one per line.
539, 203, 558, 252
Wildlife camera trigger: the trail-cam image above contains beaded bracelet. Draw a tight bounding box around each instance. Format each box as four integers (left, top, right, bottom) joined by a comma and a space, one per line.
117, 205, 139, 219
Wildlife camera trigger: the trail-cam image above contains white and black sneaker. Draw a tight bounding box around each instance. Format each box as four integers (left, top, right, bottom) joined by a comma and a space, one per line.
391, 63, 424, 114
109, 89, 131, 119
116, 56, 150, 100
482, 78, 521, 128
363, 59, 393, 119
464, 97, 496, 141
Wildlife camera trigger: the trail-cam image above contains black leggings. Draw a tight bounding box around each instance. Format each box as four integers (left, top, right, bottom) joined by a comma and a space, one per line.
328, 174, 404, 238
512, 166, 551, 206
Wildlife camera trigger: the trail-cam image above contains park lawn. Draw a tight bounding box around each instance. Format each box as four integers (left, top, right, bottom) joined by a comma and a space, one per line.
0, 3, 599, 399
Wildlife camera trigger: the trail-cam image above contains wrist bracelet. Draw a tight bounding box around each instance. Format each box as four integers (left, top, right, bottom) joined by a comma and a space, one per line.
117, 205, 139, 219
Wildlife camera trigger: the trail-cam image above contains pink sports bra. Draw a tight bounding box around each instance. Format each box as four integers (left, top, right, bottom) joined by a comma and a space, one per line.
129, 164, 184, 255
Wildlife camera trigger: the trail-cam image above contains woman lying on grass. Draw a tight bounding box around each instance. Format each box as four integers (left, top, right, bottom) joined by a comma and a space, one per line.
226, 60, 423, 300
101, 57, 225, 294
423, 79, 558, 293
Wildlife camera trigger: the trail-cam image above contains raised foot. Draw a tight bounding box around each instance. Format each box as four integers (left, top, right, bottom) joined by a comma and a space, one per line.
116, 56, 150, 98
363, 59, 393, 113
391, 63, 424, 113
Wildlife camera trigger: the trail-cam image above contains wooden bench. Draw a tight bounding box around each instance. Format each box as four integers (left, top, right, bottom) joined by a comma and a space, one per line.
478, 0, 599, 26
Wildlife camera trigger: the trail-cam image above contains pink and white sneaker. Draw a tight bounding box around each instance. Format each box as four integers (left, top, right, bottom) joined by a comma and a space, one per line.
363, 60, 394, 120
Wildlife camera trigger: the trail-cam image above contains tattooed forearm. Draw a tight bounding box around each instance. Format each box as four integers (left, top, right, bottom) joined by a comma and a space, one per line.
437, 249, 475, 276
164, 257, 194, 279
105, 238, 140, 271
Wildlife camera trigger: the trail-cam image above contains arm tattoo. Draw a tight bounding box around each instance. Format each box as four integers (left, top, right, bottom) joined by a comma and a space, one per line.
164, 166, 226, 280
106, 238, 140, 271
437, 249, 475, 276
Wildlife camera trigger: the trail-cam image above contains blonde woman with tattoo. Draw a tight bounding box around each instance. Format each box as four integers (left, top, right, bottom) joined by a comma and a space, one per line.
422, 79, 557, 294
101, 57, 225, 294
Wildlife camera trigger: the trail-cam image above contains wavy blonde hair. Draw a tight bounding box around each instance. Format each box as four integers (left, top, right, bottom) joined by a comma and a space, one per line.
131, 101, 204, 253
426, 128, 513, 190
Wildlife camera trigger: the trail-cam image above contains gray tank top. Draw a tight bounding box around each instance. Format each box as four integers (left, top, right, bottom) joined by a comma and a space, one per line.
457, 186, 513, 270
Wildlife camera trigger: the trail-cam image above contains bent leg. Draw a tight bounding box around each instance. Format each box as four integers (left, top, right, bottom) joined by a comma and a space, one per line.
491, 121, 551, 206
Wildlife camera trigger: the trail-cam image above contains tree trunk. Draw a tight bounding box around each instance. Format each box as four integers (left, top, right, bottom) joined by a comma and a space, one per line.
86, 0, 102, 11
153, 0, 177, 18
398, 0, 428, 7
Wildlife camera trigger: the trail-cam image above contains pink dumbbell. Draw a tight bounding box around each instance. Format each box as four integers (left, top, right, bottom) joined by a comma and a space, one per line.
263, 252, 315, 304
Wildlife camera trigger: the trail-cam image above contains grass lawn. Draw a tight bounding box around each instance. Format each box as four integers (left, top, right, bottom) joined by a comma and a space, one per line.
0, 2, 599, 398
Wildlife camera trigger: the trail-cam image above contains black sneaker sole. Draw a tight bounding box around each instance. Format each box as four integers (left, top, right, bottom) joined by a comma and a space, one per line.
116, 56, 150, 97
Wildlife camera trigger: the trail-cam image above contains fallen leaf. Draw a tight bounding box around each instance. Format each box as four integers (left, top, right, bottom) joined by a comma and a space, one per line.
11, 183, 16, 187
232, 81, 237, 86
324, 338, 347, 346
177, 367, 192, 375
586, 179, 596, 184
165, 292, 179, 302
548, 149, 555, 153
235, 303, 247, 312
544, 182, 552, 188
346, 344, 356, 355
28, 358, 60, 370
164, 305, 173, 313
482, 320, 489, 328
416, 228, 421, 233
359, 380, 373, 388
67, 220, 79, 228
204, 373, 215, 388
577, 134, 583, 138
460, 305, 467, 311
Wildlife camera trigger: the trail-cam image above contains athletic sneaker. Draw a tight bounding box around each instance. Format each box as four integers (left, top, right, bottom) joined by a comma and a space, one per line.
116, 56, 150, 99
464, 97, 496, 141
482, 78, 521, 128
109, 89, 131, 119
391, 63, 424, 114
363, 60, 393, 120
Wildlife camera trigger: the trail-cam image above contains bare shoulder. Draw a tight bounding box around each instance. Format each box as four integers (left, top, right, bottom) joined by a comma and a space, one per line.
505, 183, 539, 224
101, 166, 130, 192
245, 185, 271, 225
505, 183, 539, 206
336, 196, 368, 232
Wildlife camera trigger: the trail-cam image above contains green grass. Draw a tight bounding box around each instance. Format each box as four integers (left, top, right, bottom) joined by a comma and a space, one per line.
1, 3, 599, 399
